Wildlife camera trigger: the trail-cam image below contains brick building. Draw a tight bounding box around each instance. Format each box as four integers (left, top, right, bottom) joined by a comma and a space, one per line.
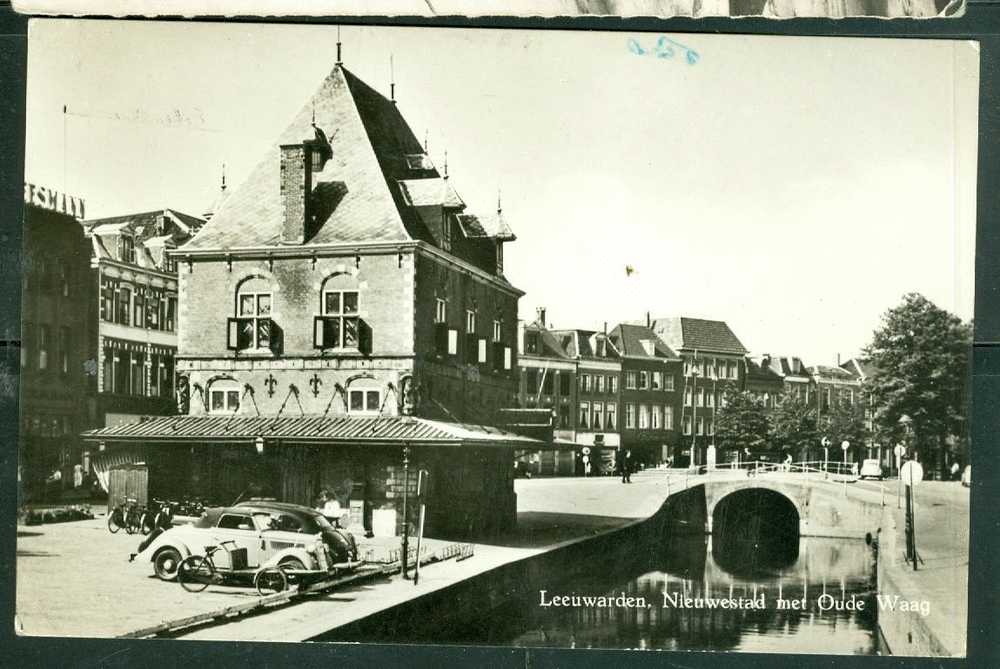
841, 357, 883, 464
84, 55, 532, 538
549, 324, 622, 475
744, 357, 784, 408
515, 311, 578, 475
608, 323, 681, 468
82, 209, 203, 428
20, 186, 94, 498
645, 316, 749, 468
757, 354, 812, 404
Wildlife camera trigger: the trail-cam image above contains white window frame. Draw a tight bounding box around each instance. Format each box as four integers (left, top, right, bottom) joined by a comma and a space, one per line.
683, 415, 692, 435
626, 371, 637, 390
638, 404, 649, 429
665, 405, 674, 430
651, 404, 662, 430
236, 291, 273, 350
435, 298, 448, 324
665, 374, 675, 391
578, 402, 590, 430
349, 388, 382, 414
209, 386, 241, 414
492, 319, 502, 341
592, 401, 604, 431
466, 309, 476, 334
608, 375, 618, 394
319, 288, 360, 349
625, 403, 636, 429
638, 371, 648, 390
606, 404, 617, 431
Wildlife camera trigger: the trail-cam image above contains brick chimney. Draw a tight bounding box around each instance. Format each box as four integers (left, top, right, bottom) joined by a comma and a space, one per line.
279, 142, 312, 245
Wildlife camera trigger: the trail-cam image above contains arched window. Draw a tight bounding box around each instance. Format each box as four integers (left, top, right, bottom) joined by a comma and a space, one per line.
314, 273, 360, 350
228, 276, 274, 352
209, 379, 241, 414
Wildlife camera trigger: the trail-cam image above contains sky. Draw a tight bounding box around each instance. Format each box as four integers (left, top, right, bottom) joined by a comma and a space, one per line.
24, 21, 979, 365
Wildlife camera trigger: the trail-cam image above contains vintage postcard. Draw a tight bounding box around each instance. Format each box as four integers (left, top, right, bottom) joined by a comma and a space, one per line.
14, 20, 978, 658
11, 0, 968, 20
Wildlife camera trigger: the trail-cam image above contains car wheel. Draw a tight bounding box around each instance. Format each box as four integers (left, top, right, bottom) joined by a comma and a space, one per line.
279, 557, 307, 572
153, 547, 183, 581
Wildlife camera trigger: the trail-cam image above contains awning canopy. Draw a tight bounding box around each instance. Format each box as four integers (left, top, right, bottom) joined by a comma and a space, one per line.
81, 414, 545, 449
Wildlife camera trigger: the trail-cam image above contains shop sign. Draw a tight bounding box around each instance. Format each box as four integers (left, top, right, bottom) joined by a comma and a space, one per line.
23, 182, 86, 219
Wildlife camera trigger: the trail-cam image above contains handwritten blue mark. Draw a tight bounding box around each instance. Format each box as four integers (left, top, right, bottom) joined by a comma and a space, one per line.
628, 36, 699, 65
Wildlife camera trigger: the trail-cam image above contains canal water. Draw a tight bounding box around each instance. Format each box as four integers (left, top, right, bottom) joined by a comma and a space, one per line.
328, 533, 878, 654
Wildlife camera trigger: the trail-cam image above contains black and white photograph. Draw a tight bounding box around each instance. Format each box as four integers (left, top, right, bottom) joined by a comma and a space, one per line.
13, 20, 978, 657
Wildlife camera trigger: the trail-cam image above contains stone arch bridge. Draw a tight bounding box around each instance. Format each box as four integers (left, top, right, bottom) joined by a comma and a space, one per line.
692, 472, 884, 539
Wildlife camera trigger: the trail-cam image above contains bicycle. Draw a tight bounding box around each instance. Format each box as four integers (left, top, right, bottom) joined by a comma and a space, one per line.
124, 502, 145, 535
177, 540, 292, 595
140, 499, 174, 535
107, 498, 140, 534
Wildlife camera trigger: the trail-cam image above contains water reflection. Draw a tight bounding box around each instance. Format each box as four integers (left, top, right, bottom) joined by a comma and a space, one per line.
505, 535, 877, 654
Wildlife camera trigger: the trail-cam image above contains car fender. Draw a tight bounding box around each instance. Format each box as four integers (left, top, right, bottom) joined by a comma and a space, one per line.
263, 546, 316, 569
141, 528, 201, 562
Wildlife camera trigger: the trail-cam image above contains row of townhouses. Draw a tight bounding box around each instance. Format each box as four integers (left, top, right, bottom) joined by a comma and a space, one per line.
15, 50, 878, 539
513, 311, 877, 476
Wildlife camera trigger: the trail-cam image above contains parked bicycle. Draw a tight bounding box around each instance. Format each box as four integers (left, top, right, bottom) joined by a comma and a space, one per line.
107, 498, 143, 534
177, 540, 289, 595
139, 498, 176, 535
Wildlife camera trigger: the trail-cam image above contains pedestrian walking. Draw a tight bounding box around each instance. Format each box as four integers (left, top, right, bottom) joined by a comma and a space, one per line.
620, 449, 633, 484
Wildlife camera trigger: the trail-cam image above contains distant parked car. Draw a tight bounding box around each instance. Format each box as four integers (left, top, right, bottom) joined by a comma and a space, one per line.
961, 465, 971, 487
859, 459, 883, 480
138, 500, 358, 581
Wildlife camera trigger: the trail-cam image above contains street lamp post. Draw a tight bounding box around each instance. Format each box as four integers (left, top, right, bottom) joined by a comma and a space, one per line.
401, 444, 411, 580
690, 364, 701, 471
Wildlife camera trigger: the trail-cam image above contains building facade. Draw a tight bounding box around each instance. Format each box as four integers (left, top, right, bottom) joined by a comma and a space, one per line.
83, 209, 203, 428
550, 325, 622, 474
744, 357, 784, 408
20, 188, 94, 498
646, 316, 749, 467
608, 323, 681, 468
84, 58, 528, 538
516, 311, 577, 475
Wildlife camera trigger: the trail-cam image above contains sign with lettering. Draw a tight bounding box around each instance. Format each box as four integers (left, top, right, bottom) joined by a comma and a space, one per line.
23, 182, 86, 219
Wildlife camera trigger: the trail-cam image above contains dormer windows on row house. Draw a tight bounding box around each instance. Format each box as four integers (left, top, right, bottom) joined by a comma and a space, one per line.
118, 235, 136, 264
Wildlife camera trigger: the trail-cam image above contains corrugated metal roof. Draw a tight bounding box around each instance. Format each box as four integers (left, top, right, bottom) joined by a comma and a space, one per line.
81, 414, 540, 446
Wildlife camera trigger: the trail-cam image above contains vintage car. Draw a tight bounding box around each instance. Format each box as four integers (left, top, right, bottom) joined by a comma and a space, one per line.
859, 459, 884, 480
139, 500, 358, 581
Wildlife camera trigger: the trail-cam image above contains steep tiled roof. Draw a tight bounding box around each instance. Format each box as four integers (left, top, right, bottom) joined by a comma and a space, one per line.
647, 317, 748, 356
746, 358, 783, 383
456, 212, 515, 240
82, 208, 203, 269
81, 415, 540, 446
809, 365, 858, 382
398, 177, 464, 208
548, 329, 622, 361
607, 324, 679, 361
182, 65, 468, 251
841, 358, 877, 380
758, 355, 811, 379
522, 322, 573, 360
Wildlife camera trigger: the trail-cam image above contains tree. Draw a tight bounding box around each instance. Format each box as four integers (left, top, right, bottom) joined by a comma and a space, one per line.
821, 397, 869, 459
714, 391, 771, 458
771, 397, 818, 462
863, 293, 972, 475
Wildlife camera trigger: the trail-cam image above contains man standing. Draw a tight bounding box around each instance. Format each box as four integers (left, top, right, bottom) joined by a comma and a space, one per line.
621, 449, 633, 484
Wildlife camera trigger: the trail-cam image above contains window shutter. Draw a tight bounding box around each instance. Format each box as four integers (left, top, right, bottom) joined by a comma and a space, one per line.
358, 319, 372, 356
504, 346, 512, 370
313, 316, 325, 349
227, 318, 239, 350
478, 338, 487, 364
448, 329, 458, 356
